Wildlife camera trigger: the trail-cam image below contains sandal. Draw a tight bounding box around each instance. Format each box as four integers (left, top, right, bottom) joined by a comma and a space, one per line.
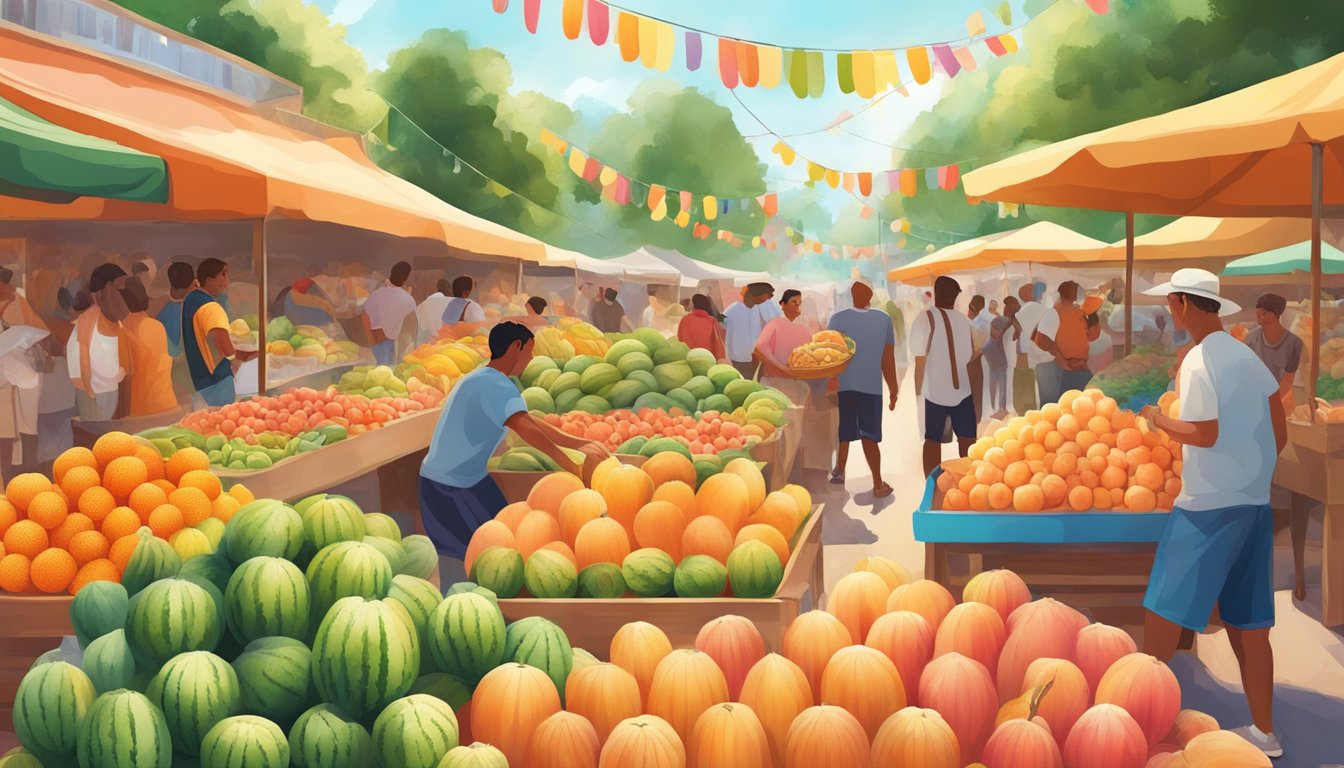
829, 470, 845, 484
873, 483, 894, 499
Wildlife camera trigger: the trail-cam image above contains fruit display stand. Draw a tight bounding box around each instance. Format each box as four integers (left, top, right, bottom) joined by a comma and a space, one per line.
916, 468, 1171, 642
750, 404, 804, 488
495, 505, 824, 653
71, 406, 191, 449
0, 595, 73, 731
1269, 417, 1344, 625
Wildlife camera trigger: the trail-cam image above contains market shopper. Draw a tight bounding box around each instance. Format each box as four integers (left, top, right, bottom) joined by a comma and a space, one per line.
913, 276, 979, 478
677, 293, 726, 360
724, 282, 780, 379
1245, 293, 1303, 412
985, 296, 1021, 420
755, 289, 813, 403
117, 277, 177, 417
153, 261, 195, 358
441, 275, 487, 327
590, 287, 632, 333
1137, 269, 1287, 758
1014, 283, 1048, 414
827, 281, 898, 498
363, 261, 416, 366
67, 263, 129, 421
419, 321, 609, 583
1033, 281, 1100, 404
182, 258, 254, 408
0, 267, 48, 478
415, 278, 453, 344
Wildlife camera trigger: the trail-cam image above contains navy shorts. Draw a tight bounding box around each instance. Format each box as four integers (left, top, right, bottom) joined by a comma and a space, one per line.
1143, 504, 1275, 631
838, 391, 882, 442
419, 475, 508, 560
924, 396, 976, 442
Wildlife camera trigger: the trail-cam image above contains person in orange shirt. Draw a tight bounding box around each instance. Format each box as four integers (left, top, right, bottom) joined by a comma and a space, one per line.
117, 278, 178, 417
1033, 281, 1102, 404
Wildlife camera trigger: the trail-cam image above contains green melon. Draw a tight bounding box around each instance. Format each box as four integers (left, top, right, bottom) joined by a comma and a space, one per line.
630, 327, 666, 353
638, 437, 693, 460
724, 378, 764, 408
296, 494, 366, 559
562, 355, 600, 375
388, 574, 443, 671
570, 647, 602, 674
289, 704, 374, 768
178, 553, 233, 597
0, 747, 43, 768
572, 395, 611, 414
700, 393, 733, 414
547, 371, 583, 398
14, 661, 95, 765
195, 518, 226, 551
664, 388, 697, 413
626, 369, 659, 391
469, 546, 524, 599
652, 340, 689, 365
686, 347, 716, 376
121, 528, 182, 595
576, 563, 626, 599
727, 540, 783, 598
305, 540, 394, 624
231, 637, 312, 726
408, 673, 472, 710
615, 351, 655, 378
553, 388, 584, 413
427, 592, 506, 685
621, 548, 676, 597
632, 392, 677, 412
503, 616, 573, 701
312, 597, 420, 719
744, 389, 793, 410
603, 338, 649, 366
362, 513, 403, 542
82, 629, 136, 694
400, 535, 438, 580
521, 387, 555, 414
520, 357, 558, 388
71, 580, 129, 648
148, 651, 242, 756
615, 435, 649, 455
362, 535, 408, 574
126, 577, 223, 668
706, 364, 743, 392
225, 556, 310, 645
579, 363, 621, 395
200, 715, 289, 768
683, 375, 715, 400
372, 694, 459, 768
444, 581, 499, 606
76, 689, 171, 768
674, 555, 729, 598
439, 742, 509, 768
221, 500, 303, 564
534, 368, 562, 392
693, 456, 723, 488
608, 380, 651, 409
524, 549, 579, 599
651, 361, 693, 391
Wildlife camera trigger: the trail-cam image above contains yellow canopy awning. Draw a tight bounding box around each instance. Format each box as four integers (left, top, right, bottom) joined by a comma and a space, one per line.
888, 222, 1109, 284
1062, 216, 1316, 268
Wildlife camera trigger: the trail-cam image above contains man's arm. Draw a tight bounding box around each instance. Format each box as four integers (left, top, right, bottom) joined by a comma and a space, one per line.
505, 411, 610, 477
1276, 372, 1294, 403
882, 343, 899, 409
1271, 394, 1288, 454
914, 355, 926, 398
362, 312, 388, 345
1143, 407, 1219, 448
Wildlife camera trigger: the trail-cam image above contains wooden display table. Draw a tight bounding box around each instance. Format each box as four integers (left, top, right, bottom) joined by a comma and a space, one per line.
71, 405, 189, 448
1270, 419, 1344, 626
497, 507, 825, 654
0, 595, 73, 732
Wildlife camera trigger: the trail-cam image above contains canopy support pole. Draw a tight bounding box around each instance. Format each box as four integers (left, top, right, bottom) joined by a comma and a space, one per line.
1310, 143, 1324, 421
516, 259, 524, 296
1125, 211, 1134, 357
255, 220, 267, 397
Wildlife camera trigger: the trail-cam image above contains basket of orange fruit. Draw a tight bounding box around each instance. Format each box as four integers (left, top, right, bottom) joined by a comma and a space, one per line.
785, 330, 856, 380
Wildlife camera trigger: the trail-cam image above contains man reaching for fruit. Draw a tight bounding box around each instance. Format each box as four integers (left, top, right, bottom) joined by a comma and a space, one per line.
419, 321, 609, 583
1137, 268, 1287, 758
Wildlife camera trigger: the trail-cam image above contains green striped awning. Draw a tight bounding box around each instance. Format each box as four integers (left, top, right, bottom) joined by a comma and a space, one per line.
0, 94, 168, 203
1221, 240, 1344, 277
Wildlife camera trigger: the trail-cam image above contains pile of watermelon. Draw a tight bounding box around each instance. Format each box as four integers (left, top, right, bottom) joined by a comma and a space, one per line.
2, 491, 578, 768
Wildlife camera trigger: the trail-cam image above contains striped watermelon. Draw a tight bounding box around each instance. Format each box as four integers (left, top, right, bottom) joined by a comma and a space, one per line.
122, 528, 182, 595
401, 535, 438, 580
83, 629, 136, 694
295, 494, 366, 559
388, 575, 444, 672
409, 673, 472, 710
446, 581, 499, 606
70, 580, 129, 648
372, 694, 460, 768
312, 597, 420, 719
126, 577, 223, 668
231, 637, 313, 726
576, 563, 626, 598
76, 689, 172, 768
221, 500, 304, 564
178, 553, 234, 596
673, 555, 728, 598
288, 703, 374, 768
14, 661, 95, 765
439, 742, 508, 768
199, 715, 289, 768
726, 540, 783, 598
503, 616, 573, 701
469, 546, 524, 598
148, 651, 242, 755
621, 548, 676, 597
0, 747, 44, 768
225, 556, 311, 644
363, 512, 403, 542
427, 592, 507, 685
524, 549, 579, 598
305, 540, 394, 625
363, 535, 409, 574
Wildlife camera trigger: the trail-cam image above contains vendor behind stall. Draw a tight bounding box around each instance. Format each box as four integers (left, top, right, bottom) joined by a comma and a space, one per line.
755, 289, 812, 399
0, 266, 48, 478
183, 258, 255, 408
118, 278, 177, 418
362, 261, 416, 366
1033, 281, 1100, 404
1245, 293, 1302, 412
68, 264, 128, 421
420, 322, 609, 583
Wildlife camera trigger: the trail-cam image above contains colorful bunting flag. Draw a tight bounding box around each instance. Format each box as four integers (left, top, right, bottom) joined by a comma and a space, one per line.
655, 22, 675, 71
938, 164, 960, 190
824, 169, 840, 189
758, 46, 783, 88
873, 49, 899, 90
638, 14, 658, 69
582, 157, 600, 181
617, 12, 639, 62
932, 44, 960, 78
685, 30, 702, 71
675, 211, 691, 227
852, 50, 876, 98
1086, 0, 1109, 13
648, 184, 665, 211
787, 49, 809, 98
906, 47, 932, 85
924, 167, 940, 189
858, 172, 873, 196
985, 35, 1008, 57
567, 147, 587, 177
966, 10, 985, 36
995, 1, 1012, 25
737, 41, 760, 87
523, 0, 540, 33
492, 0, 508, 13
836, 52, 854, 94
703, 195, 718, 220
953, 45, 978, 73
562, 0, 583, 40
599, 165, 618, 186
680, 190, 693, 211
587, 0, 608, 44
772, 140, 796, 166
899, 169, 918, 196
718, 38, 739, 88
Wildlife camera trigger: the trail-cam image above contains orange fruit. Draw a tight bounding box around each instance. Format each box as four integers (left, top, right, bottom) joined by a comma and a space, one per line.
108, 534, 140, 572
0, 498, 16, 537
1059, 391, 1081, 412
1003, 462, 1032, 489
26, 491, 69, 530
1086, 442, 1110, 461
968, 485, 991, 511
1110, 487, 1125, 507
1100, 466, 1127, 490
101, 507, 141, 543
71, 558, 121, 593
1043, 432, 1065, 452
1150, 445, 1172, 470
1115, 428, 1143, 452
1053, 453, 1079, 477
0, 553, 32, 592
212, 495, 241, 522
1157, 493, 1176, 511
102, 456, 149, 500
1041, 475, 1069, 508
1067, 485, 1093, 512
988, 483, 1013, 510
1164, 477, 1182, 496
4, 520, 49, 559
50, 514, 94, 549
31, 548, 77, 594
128, 483, 170, 521
68, 530, 110, 565
942, 489, 969, 511
52, 446, 97, 483
135, 445, 166, 482
1092, 486, 1112, 510
1013, 484, 1046, 512
152, 479, 177, 496
1134, 463, 1165, 493
147, 504, 185, 539
984, 447, 1008, 470
957, 473, 976, 495
974, 463, 1004, 486
1079, 470, 1100, 489
59, 466, 102, 504
1041, 403, 1063, 424
1087, 415, 1112, 436
1088, 455, 1108, 475
166, 448, 210, 485
1071, 396, 1097, 421
78, 486, 118, 523
5, 473, 53, 514
228, 484, 256, 506
1076, 430, 1099, 451
178, 470, 222, 501
92, 431, 138, 471
1095, 397, 1118, 419
169, 488, 212, 527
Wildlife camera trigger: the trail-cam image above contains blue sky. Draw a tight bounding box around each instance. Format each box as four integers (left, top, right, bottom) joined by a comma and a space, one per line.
314, 0, 1031, 184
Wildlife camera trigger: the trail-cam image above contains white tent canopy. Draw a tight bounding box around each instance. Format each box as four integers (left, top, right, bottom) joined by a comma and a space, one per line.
645, 247, 773, 286
608, 249, 685, 285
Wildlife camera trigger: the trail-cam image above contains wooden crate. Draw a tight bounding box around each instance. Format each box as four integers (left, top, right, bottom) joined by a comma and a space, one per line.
0, 596, 74, 733
1272, 419, 1344, 625
498, 506, 826, 655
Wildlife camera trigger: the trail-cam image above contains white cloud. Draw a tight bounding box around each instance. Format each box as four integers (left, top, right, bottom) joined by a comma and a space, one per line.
560, 77, 631, 110
331, 0, 380, 26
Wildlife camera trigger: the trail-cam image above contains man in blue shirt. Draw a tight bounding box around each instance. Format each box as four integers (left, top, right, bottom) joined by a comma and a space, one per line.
420, 321, 609, 584
827, 282, 899, 499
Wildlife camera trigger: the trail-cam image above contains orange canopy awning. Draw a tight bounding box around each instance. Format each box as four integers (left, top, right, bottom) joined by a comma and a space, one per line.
963, 53, 1344, 217
0, 27, 546, 262
888, 222, 1110, 284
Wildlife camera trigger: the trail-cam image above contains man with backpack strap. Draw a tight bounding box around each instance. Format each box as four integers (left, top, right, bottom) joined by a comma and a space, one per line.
913, 275, 980, 477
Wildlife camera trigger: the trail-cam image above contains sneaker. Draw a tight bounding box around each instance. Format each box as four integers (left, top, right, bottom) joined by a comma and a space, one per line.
829, 470, 845, 485
1231, 725, 1284, 758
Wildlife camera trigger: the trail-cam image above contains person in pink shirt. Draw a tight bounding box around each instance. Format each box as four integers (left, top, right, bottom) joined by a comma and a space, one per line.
755, 290, 811, 377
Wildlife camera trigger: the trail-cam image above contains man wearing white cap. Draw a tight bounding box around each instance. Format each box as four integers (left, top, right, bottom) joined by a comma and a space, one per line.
1138, 268, 1287, 758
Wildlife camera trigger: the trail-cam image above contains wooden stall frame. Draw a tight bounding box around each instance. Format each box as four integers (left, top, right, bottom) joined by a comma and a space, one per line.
0, 595, 76, 732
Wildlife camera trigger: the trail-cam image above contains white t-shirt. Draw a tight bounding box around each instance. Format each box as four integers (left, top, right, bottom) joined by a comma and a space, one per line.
723, 302, 762, 363
363, 283, 416, 339
910, 307, 977, 407
415, 292, 451, 342
66, 327, 123, 395
641, 305, 655, 328
441, 297, 485, 325
1176, 331, 1279, 511
1015, 300, 1051, 364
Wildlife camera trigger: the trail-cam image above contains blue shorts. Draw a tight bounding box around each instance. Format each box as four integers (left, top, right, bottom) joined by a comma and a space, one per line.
1143, 504, 1275, 631
924, 396, 976, 443
419, 475, 508, 560
838, 390, 882, 442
